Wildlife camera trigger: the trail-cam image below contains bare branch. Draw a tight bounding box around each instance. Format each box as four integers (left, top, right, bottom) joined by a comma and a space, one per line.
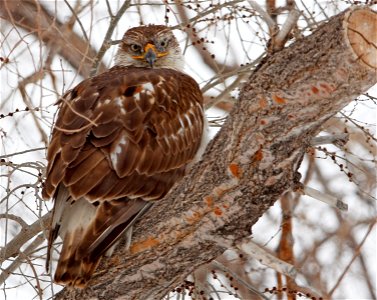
0, 147, 46, 159
237, 240, 297, 278
248, 0, 277, 32
300, 186, 348, 211
328, 221, 376, 296
212, 260, 269, 300
273, 8, 301, 50
0, 233, 46, 286
0, 214, 28, 228
0, 212, 51, 264
310, 133, 349, 147
90, 0, 131, 75
175, 1, 238, 75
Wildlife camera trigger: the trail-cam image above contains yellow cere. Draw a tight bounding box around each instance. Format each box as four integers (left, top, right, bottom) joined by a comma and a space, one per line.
132, 43, 168, 59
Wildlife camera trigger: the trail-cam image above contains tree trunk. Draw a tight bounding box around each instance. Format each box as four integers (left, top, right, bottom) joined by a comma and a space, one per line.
55, 7, 376, 300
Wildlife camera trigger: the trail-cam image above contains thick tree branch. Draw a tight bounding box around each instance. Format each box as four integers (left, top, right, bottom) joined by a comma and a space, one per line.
55, 7, 376, 300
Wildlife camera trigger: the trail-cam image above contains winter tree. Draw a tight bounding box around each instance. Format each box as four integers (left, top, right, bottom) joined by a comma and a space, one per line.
1, 1, 376, 299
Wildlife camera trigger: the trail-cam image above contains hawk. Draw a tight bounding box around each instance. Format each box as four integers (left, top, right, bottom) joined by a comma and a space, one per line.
42, 25, 207, 288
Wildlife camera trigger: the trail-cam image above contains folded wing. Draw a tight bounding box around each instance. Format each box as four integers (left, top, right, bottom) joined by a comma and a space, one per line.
43, 66, 205, 287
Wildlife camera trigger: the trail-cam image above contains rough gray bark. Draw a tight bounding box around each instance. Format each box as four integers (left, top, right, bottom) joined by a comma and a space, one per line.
56, 7, 376, 300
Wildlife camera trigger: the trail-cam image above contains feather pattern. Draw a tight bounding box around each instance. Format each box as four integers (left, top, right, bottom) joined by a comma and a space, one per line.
43, 66, 204, 201
43, 47, 205, 286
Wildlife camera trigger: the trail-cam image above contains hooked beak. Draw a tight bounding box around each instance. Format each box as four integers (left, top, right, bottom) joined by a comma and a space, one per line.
144, 47, 157, 68
132, 43, 168, 68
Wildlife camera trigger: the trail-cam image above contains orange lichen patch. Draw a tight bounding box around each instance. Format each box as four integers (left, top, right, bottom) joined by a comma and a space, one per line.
174, 229, 188, 241
272, 94, 286, 104
204, 196, 213, 207
130, 236, 160, 254
185, 211, 202, 224
253, 147, 263, 162
213, 206, 223, 216
229, 163, 241, 179
319, 83, 335, 93
258, 97, 268, 108
214, 187, 226, 197
335, 68, 349, 81
311, 86, 319, 94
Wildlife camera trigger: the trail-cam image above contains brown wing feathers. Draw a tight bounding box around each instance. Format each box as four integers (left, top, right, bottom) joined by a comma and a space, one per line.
43, 67, 203, 200
43, 66, 204, 287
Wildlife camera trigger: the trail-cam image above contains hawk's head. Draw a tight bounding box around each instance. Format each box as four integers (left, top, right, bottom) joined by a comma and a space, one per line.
114, 25, 184, 71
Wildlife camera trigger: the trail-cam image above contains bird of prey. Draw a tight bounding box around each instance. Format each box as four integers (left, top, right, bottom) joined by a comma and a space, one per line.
42, 24, 207, 288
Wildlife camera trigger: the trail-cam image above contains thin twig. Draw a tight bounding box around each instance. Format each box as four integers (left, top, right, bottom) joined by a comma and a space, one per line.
90, 0, 132, 75
201, 53, 264, 94
0, 233, 46, 286
59, 95, 103, 127
237, 240, 298, 278
328, 221, 376, 296
340, 112, 377, 142
53, 112, 102, 134
0, 212, 51, 265
170, 0, 244, 31
63, 0, 89, 41
21, 251, 44, 300
174, 1, 237, 75
0, 147, 46, 159
212, 260, 269, 300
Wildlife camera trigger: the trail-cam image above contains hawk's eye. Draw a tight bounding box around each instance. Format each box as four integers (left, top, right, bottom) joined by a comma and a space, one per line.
159, 39, 169, 48
130, 44, 141, 52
